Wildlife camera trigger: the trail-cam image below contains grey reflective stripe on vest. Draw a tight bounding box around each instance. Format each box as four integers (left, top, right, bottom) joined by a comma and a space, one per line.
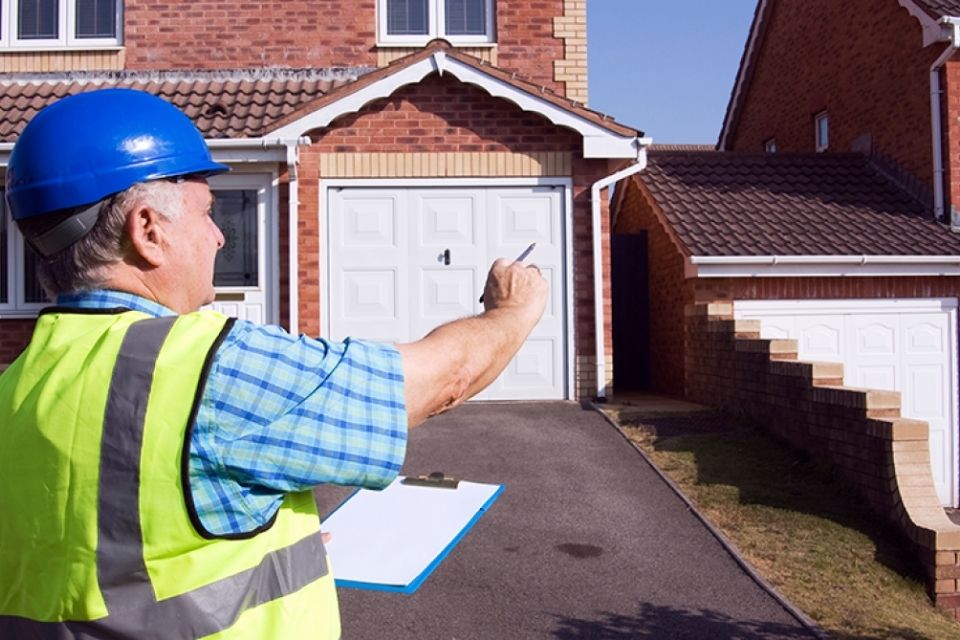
0, 317, 329, 640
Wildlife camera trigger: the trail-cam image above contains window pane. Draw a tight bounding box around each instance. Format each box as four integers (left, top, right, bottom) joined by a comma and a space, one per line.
446, 0, 486, 35
0, 205, 7, 304
18, 0, 59, 39
212, 190, 259, 288
75, 0, 116, 38
387, 0, 428, 35
23, 243, 46, 304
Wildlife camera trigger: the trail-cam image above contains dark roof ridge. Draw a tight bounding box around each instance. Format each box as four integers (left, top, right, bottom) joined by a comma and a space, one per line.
0, 66, 374, 85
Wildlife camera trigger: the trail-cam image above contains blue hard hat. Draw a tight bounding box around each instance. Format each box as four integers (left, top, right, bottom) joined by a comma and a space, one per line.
6, 88, 229, 221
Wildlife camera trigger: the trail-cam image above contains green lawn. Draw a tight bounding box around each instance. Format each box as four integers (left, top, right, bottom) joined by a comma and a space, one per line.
607, 404, 960, 640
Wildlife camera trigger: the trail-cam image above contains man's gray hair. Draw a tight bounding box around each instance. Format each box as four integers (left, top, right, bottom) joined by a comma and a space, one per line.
29, 180, 186, 298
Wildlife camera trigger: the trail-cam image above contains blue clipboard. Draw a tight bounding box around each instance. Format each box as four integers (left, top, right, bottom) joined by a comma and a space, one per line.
321, 476, 504, 594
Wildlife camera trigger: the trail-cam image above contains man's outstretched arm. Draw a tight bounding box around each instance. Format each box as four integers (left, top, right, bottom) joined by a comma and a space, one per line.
395, 258, 548, 427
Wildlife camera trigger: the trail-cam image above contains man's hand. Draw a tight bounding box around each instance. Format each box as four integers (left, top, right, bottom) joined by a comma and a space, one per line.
481, 258, 549, 320
396, 259, 548, 426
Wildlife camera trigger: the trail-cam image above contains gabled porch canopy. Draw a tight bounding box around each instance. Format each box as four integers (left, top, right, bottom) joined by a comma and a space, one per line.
269, 40, 649, 160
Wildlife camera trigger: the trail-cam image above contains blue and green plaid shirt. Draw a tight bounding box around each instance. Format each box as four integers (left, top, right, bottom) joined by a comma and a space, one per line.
57, 290, 408, 535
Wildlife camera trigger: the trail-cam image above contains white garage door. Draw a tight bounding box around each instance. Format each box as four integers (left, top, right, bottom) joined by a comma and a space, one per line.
735, 299, 959, 507
327, 185, 567, 400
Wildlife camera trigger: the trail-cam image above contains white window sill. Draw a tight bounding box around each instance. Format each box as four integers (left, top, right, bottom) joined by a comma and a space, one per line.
0, 44, 123, 52
0, 310, 42, 319
376, 39, 496, 48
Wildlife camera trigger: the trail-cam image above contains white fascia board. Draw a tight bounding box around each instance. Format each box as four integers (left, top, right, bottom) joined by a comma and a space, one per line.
269, 53, 643, 159
688, 254, 960, 277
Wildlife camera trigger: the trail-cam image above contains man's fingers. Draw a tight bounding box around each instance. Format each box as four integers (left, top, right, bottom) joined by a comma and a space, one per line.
322, 531, 332, 545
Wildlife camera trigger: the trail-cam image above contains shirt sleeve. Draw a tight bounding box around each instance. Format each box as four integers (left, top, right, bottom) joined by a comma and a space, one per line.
189, 320, 408, 535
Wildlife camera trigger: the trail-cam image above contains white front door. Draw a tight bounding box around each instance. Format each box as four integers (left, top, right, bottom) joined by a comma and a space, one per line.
207, 173, 275, 324
327, 184, 567, 401
735, 299, 959, 506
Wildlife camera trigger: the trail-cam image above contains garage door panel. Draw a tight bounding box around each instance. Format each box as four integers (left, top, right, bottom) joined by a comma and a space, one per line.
859, 365, 897, 392
757, 317, 795, 340
494, 191, 558, 246
342, 195, 400, 247
419, 194, 479, 246
906, 320, 946, 354
420, 268, 477, 318
851, 317, 898, 357
797, 317, 842, 360
908, 364, 947, 419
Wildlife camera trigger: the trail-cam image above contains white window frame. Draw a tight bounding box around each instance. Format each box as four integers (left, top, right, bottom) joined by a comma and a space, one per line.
764, 138, 776, 153
1, 0, 123, 50
814, 111, 829, 152
377, 0, 495, 46
0, 206, 47, 317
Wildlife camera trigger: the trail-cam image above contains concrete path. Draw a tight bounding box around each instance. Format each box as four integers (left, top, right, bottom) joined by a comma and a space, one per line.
316, 402, 818, 639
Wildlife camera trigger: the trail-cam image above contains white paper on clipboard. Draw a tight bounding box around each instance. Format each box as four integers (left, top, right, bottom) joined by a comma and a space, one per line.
321, 476, 503, 593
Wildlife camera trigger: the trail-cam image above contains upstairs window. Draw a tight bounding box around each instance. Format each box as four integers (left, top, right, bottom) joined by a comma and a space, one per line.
1, 0, 122, 48
815, 111, 829, 152
379, 0, 495, 45
764, 138, 777, 153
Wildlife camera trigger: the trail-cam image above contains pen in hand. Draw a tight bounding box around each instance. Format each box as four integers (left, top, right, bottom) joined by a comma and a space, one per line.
479, 242, 537, 304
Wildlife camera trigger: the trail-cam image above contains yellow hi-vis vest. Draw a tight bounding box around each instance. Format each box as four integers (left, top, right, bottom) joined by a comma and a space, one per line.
0, 309, 340, 639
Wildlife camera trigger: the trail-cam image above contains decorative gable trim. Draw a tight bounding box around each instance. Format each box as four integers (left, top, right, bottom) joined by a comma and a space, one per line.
269, 50, 645, 159
899, 0, 960, 45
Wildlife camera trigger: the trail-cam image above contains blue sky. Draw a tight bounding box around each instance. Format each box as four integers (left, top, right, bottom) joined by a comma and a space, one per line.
587, 1, 757, 145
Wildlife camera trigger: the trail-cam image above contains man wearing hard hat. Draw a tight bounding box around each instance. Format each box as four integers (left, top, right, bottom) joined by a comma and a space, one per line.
0, 88, 547, 639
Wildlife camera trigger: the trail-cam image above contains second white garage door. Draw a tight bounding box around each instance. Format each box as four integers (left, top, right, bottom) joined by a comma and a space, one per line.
326, 184, 567, 400
734, 298, 959, 507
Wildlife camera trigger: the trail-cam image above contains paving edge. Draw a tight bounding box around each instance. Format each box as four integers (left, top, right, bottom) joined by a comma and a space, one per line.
589, 402, 832, 640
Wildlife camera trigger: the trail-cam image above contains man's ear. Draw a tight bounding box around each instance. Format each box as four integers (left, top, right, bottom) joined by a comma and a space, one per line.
125, 205, 167, 268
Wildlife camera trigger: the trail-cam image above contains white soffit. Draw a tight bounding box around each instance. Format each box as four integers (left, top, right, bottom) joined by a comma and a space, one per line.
269, 52, 644, 159
686, 254, 960, 278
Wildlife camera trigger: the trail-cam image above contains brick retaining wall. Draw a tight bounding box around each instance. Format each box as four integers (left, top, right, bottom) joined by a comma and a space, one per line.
686, 301, 960, 620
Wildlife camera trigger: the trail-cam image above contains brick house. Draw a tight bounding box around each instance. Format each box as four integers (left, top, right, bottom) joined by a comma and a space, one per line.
611, 0, 960, 615
0, 0, 651, 401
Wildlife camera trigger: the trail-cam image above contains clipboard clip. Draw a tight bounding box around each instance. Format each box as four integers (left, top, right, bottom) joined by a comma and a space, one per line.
401, 472, 460, 489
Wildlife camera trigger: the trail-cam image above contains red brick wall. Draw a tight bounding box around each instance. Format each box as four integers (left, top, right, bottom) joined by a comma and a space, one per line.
0, 320, 36, 364
571, 157, 617, 357
613, 179, 691, 395
123, 0, 566, 94
942, 60, 960, 222
728, 0, 938, 189
295, 73, 590, 340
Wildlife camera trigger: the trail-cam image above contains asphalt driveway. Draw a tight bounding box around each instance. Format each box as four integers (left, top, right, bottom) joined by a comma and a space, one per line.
316, 402, 818, 639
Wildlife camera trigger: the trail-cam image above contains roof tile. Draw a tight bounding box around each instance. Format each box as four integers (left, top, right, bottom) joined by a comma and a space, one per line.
636, 151, 960, 257
0, 69, 347, 140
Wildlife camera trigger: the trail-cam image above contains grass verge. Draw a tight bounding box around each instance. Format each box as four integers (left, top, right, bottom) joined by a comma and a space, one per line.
606, 404, 960, 640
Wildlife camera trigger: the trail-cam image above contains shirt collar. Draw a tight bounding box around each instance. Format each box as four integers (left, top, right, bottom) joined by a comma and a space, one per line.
55, 290, 177, 318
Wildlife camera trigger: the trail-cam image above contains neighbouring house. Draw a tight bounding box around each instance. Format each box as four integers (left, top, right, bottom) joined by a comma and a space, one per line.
0, 0, 651, 401
611, 0, 960, 617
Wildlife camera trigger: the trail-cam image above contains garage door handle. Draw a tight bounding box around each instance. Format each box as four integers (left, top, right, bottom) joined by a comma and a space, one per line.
443, 248, 451, 265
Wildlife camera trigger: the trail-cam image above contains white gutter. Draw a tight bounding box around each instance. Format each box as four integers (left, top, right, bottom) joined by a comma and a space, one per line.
590, 137, 653, 400
929, 18, 960, 227
687, 254, 960, 278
